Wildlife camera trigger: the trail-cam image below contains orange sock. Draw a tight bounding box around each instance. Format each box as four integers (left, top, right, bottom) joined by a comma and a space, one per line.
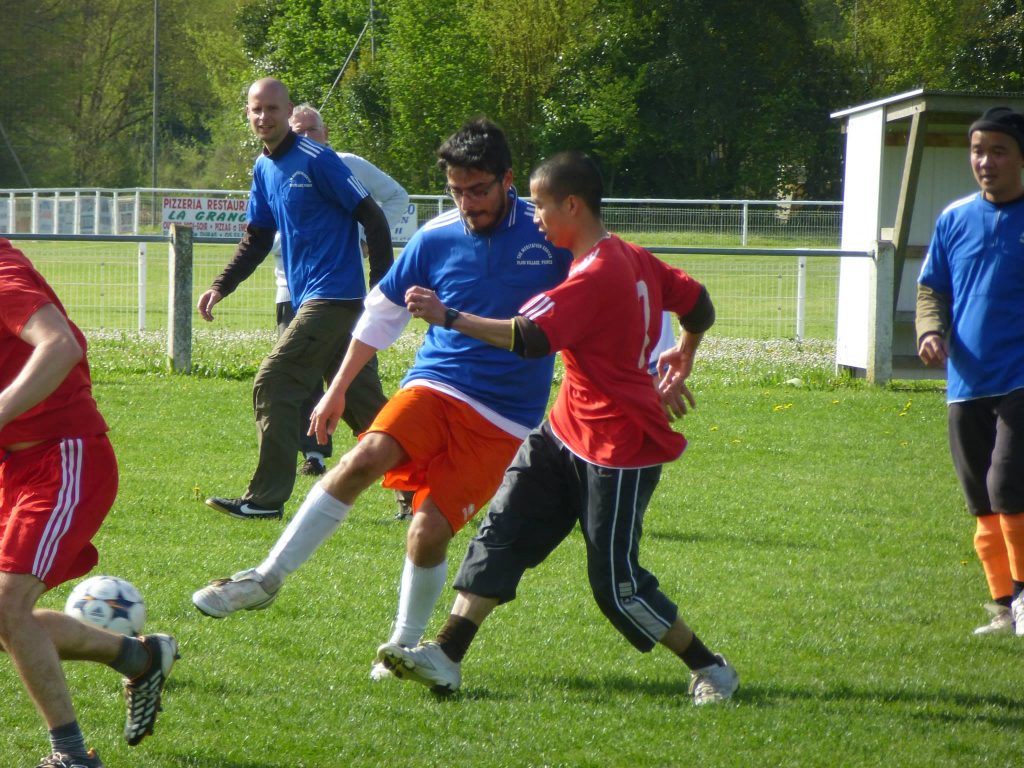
999, 513, 1024, 584
975, 515, 1012, 600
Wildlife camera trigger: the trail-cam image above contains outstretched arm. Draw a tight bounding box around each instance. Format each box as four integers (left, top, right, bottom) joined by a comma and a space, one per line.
405, 285, 514, 349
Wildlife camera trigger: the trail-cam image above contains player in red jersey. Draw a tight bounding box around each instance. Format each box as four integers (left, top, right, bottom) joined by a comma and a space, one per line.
380, 151, 738, 705
0, 240, 178, 768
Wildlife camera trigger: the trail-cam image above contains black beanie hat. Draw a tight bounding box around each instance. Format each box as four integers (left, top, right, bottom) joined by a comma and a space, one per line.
968, 106, 1024, 154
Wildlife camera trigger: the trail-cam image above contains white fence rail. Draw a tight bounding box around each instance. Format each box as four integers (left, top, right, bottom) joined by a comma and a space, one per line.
0, 232, 869, 357
0, 188, 842, 248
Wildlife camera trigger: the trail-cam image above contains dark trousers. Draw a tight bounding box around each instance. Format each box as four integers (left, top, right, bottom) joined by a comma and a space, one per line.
277, 301, 333, 458
454, 422, 677, 652
246, 299, 386, 507
948, 387, 1024, 515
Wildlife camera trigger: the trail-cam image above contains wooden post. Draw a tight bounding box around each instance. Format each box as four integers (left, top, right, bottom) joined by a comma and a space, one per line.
867, 239, 894, 385
891, 109, 927, 312
167, 224, 192, 373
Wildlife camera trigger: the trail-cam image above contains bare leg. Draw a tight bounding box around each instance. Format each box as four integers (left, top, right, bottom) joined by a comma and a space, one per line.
451, 590, 499, 627
319, 431, 407, 504
0, 572, 120, 729
658, 617, 696, 655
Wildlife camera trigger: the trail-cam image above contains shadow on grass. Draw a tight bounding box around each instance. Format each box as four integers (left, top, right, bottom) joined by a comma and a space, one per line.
550, 675, 1023, 726
715, 680, 1023, 728
647, 528, 818, 551
165, 758, 296, 768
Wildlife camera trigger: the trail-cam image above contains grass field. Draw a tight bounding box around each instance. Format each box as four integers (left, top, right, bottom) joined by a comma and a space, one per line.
2, 327, 1023, 768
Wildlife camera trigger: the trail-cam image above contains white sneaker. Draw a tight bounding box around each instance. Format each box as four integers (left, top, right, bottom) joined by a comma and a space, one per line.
377, 641, 461, 694
191, 568, 278, 618
689, 654, 739, 705
369, 661, 394, 681
1012, 594, 1024, 637
974, 602, 1014, 635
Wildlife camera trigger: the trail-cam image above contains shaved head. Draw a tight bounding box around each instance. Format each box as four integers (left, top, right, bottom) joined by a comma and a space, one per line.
249, 77, 290, 103
246, 78, 293, 152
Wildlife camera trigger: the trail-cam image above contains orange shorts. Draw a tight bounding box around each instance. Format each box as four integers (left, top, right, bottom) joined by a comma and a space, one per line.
0, 435, 118, 589
366, 386, 523, 533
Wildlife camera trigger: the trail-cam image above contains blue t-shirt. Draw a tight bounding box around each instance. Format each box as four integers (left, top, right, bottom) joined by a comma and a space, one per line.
247, 134, 370, 309
377, 192, 573, 429
918, 192, 1024, 402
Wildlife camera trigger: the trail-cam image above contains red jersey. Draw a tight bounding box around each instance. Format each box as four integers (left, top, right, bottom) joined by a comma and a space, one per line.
0, 240, 108, 445
521, 235, 703, 467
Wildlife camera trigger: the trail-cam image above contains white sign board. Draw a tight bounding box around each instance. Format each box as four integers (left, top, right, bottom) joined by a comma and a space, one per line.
835, 107, 885, 370
162, 196, 248, 238
392, 202, 418, 244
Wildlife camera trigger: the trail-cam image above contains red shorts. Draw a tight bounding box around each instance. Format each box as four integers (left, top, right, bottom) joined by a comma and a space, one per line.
0, 435, 118, 589
366, 386, 523, 533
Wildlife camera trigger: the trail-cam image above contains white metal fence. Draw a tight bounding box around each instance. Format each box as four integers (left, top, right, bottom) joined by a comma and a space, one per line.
2, 235, 863, 345
0, 187, 848, 345
0, 188, 842, 248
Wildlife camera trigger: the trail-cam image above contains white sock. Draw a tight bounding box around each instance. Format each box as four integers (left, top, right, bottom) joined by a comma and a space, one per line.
256, 484, 351, 592
305, 451, 325, 461
389, 555, 448, 647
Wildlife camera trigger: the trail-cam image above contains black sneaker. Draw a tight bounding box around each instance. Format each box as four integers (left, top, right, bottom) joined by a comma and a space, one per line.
394, 490, 414, 521
123, 634, 179, 746
299, 456, 326, 476
205, 496, 283, 520
36, 750, 103, 768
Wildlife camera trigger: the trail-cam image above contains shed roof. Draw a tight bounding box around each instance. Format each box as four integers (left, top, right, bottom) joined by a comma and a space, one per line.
831, 88, 1024, 123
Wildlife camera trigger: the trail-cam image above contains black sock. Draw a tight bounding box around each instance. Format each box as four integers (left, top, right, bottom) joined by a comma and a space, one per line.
678, 633, 719, 671
997, 595, 1013, 608
110, 635, 150, 678
1013, 581, 1024, 602
436, 614, 479, 663
49, 719, 88, 759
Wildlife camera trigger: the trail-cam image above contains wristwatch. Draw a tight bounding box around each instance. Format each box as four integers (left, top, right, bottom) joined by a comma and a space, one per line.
444, 307, 461, 330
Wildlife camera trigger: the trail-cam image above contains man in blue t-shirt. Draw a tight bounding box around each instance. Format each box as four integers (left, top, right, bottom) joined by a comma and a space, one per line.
917, 106, 1024, 637
192, 120, 573, 679
196, 78, 392, 521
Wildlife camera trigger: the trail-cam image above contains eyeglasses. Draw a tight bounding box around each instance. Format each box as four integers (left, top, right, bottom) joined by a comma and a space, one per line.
445, 176, 502, 202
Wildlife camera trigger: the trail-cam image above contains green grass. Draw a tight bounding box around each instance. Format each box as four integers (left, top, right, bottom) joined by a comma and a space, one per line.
3, 330, 1023, 767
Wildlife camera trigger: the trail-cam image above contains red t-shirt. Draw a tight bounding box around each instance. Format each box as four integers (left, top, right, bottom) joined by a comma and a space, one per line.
521, 235, 703, 467
0, 240, 108, 445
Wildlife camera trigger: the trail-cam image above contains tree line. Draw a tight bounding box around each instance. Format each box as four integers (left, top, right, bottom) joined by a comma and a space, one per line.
3, 0, 1022, 199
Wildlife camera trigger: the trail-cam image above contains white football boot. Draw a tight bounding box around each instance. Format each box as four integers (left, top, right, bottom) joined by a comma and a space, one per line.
191, 568, 278, 618
974, 602, 1014, 635
377, 641, 461, 694
688, 654, 739, 705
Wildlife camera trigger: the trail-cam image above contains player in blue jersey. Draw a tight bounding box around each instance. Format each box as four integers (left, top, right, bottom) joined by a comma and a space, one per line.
192, 118, 573, 673
196, 78, 392, 521
271, 104, 411, 519
917, 106, 1024, 636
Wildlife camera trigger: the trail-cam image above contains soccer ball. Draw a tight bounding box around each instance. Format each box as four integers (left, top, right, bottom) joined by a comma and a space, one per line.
64, 575, 146, 636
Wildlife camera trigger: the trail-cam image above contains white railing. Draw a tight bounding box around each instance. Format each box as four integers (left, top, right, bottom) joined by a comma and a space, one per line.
1, 232, 868, 349
0, 188, 842, 248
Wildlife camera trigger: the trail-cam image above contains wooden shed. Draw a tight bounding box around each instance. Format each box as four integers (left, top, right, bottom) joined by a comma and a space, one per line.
830, 89, 1024, 383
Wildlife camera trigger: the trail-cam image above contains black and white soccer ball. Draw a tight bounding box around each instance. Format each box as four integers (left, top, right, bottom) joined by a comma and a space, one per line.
64, 575, 146, 636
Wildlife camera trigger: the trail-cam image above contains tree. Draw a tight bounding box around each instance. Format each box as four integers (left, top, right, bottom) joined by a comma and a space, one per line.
833, 0, 983, 98
538, 1, 846, 198
950, 0, 1024, 91
1, 1, 68, 186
